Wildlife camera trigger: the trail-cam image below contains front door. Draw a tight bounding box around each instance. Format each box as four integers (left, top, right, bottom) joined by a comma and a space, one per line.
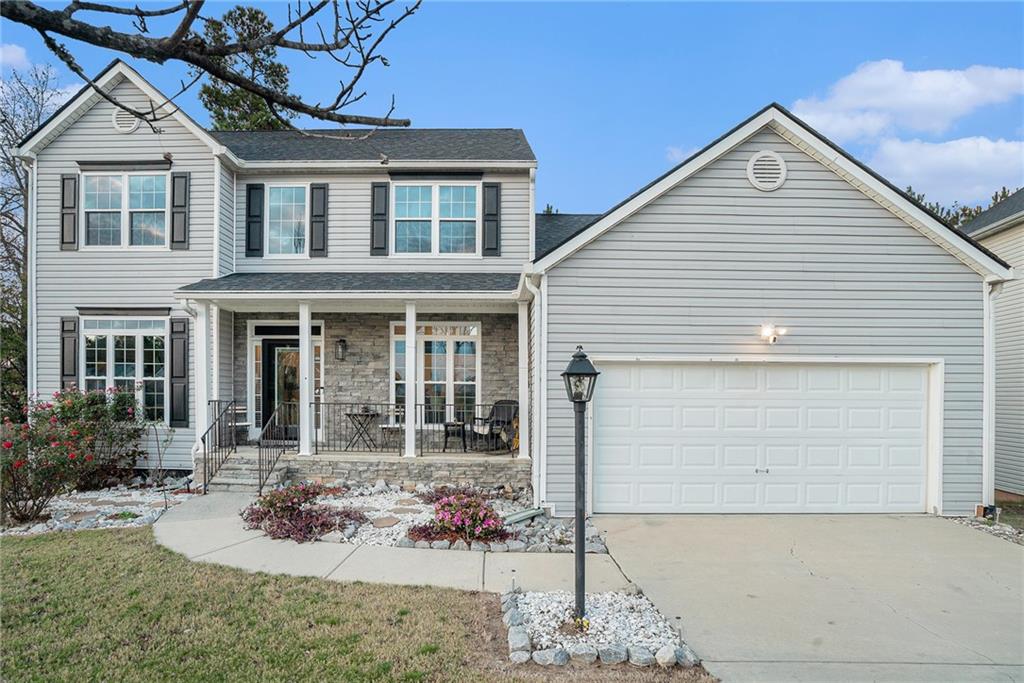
262, 339, 301, 436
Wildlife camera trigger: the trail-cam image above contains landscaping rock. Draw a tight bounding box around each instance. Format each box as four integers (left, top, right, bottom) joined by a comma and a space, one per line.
342, 524, 358, 539
526, 543, 550, 553
508, 651, 531, 665
471, 541, 489, 552
507, 626, 531, 653
598, 644, 628, 664
372, 479, 388, 493
628, 646, 655, 667
451, 539, 469, 551
655, 644, 677, 668
623, 583, 643, 596
389, 507, 421, 514
430, 540, 450, 550
371, 516, 399, 528
506, 539, 526, 552
414, 540, 430, 549
503, 608, 524, 627
396, 537, 415, 548
490, 542, 508, 552
550, 544, 571, 553
675, 644, 699, 668
585, 541, 606, 554
532, 648, 569, 666
567, 643, 598, 664
320, 530, 345, 543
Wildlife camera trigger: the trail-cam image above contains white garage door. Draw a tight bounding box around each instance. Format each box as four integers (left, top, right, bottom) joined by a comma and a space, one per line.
592, 363, 929, 513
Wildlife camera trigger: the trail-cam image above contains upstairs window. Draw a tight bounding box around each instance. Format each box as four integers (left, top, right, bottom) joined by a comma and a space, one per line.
392, 183, 479, 256
83, 173, 168, 248
267, 186, 307, 256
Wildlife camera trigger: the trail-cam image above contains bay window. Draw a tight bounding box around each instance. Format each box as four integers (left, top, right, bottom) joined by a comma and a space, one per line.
391, 322, 480, 424
392, 183, 480, 255
81, 319, 167, 421
83, 173, 168, 247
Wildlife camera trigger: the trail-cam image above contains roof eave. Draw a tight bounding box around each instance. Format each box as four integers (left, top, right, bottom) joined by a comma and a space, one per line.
220, 158, 536, 171
964, 210, 1024, 241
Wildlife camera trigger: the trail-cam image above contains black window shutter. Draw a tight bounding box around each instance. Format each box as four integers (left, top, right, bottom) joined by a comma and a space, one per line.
60, 174, 78, 251
370, 182, 389, 255
245, 184, 264, 257
482, 182, 501, 256
310, 183, 328, 257
169, 317, 190, 428
60, 317, 79, 389
170, 172, 190, 250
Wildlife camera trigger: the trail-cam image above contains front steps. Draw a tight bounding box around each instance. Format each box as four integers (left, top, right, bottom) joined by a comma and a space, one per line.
205, 448, 288, 493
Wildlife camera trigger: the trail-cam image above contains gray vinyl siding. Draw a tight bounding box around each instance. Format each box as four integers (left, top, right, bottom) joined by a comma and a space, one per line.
33, 77, 215, 470
215, 309, 234, 402
217, 164, 235, 276
232, 172, 530, 271
542, 128, 985, 516
981, 224, 1024, 495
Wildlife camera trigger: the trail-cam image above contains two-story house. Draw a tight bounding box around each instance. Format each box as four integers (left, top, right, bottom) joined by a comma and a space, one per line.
19, 61, 1012, 517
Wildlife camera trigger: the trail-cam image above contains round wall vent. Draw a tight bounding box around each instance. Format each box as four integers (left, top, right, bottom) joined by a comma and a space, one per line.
746, 150, 787, 191
111, 108, 140, 134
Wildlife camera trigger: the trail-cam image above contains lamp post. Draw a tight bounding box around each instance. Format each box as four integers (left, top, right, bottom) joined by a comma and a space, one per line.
561, 345, 599, 620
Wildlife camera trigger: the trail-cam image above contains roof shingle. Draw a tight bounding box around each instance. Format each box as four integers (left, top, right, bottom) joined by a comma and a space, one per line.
178, 271, 521, 293
960, 188, 1024, 236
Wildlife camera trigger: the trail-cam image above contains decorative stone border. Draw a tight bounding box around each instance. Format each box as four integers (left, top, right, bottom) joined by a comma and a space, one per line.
501, 589, 700, 669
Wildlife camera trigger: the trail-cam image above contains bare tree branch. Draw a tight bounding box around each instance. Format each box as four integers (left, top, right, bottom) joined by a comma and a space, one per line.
1, 0, 420, 129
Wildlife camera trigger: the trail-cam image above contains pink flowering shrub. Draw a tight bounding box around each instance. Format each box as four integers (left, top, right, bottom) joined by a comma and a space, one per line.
241, 482, 366, 543
408, 494, 510, 543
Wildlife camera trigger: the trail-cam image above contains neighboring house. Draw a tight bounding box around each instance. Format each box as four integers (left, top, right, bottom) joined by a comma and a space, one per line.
18, 61, 1011, 517
961, 190, 1024, 501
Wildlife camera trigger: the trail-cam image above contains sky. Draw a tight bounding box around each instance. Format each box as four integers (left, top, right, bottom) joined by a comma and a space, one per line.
2, 2, 1023, 213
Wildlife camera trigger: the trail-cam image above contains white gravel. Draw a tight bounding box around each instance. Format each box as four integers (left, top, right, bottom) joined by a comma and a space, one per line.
951, 516, 1024, 545
319, 488, 434, 545
2, 486, 193, 536
517, 590, 679, 652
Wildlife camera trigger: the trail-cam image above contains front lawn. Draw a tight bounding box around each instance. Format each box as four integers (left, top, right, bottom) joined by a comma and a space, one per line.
1, 528, 713, 682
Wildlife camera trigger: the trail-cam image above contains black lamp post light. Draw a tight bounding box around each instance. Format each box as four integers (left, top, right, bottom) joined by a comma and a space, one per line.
561, 345, 599, 621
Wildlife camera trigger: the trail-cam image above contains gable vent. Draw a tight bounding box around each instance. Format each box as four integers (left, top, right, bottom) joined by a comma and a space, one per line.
746, 150, 787, 191
111, 108, 140, 134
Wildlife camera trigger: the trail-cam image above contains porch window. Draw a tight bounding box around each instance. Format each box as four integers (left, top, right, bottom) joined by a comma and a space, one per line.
392, 183, 480, 256
83, 173, 168, 247
80, 318, 168, 421
391, 322, 480, 424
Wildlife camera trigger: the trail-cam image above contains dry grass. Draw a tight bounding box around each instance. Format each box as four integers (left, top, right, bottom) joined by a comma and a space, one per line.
2, 527, 714, 682
999, 502, 1024, 532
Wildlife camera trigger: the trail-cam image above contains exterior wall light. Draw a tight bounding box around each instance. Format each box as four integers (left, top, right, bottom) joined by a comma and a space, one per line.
761, 324, 787, 344
335, 338, 348, 361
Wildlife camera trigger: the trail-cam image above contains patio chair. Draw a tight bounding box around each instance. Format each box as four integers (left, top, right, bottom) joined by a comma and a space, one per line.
469, 400, 519, 452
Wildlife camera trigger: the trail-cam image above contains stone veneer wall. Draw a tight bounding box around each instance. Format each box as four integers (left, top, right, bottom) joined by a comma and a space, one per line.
284, 455, 532, 490
231, 312, 519, 418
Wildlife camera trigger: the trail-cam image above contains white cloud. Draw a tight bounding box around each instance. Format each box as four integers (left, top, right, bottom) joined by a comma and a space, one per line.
0, 44, 30, 71
666, 145, 699, 163
792, 60, 1024, 143
869, 136, 1024, 205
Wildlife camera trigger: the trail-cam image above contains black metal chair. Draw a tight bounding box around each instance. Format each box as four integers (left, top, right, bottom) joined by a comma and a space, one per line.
470, 400, 519, 452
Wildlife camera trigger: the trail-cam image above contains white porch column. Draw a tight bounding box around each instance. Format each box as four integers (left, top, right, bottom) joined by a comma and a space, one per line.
517, 300, 531, 460
404, 301, 417, 456
298, 301, 313, 456
193, 301, 211, 442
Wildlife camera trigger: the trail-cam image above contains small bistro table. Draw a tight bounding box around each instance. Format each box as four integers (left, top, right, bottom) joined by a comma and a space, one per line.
345, 411, 380, 450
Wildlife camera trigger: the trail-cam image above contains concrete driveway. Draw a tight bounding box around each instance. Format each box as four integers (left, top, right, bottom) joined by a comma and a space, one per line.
599, 515, 1024, 682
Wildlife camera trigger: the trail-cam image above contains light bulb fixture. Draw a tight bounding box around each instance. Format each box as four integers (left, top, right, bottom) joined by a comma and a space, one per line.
760, 324, 787, 345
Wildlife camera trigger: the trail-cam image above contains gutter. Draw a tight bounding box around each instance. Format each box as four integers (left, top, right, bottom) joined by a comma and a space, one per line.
967, 211, 1024, 241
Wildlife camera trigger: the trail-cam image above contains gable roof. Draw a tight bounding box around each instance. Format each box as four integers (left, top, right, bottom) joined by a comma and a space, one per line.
17, 59, 224, 157
535, 213, 601, 259
960, 188, 1024, 239
210, 129, 535, 162
532, 103, 1011, 279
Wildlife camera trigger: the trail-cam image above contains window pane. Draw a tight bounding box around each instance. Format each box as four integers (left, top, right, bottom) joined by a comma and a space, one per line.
114, 335, 136, 378
394, 382, 405, 411
454, 383, 476, 424
86, 212, 122, 246
143, 380, 164, 421
85, 335, 107, 378
128, 175, 166, 210
393, 340, 406, 382
394, 185, 431, 219
395, 220, 431, 253
83, 175, 122, 210
423, 341, 447, 382
440, 221, 476, 254
439, 185, 475, 219
143, 336, 164, 378
85, 379, 106, 392
268, 186, 306, 255
130, 212, 166, 246
423, 384, 445, 424
454, 341, 476, 382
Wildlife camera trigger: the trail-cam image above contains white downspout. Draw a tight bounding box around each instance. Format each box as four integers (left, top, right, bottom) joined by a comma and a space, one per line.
982, 275, 1003, 507
524, 275, 543, 508
24, 154, 38, 398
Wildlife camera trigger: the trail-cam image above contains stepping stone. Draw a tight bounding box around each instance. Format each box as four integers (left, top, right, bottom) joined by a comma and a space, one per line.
66, 510, 99, 523
389, 507, 421, 514
372, 516, 399, 528
353, 506, 377, 512
396, 498, 420, 505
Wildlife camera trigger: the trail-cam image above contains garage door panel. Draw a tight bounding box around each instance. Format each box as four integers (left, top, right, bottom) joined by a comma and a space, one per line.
593, 363, 928, 514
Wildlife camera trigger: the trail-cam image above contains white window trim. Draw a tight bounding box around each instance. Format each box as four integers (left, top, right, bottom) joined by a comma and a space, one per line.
80, 171, 171, 251
390, 181, 483, 258
388, 321, 483, 423
79, 316, 170, 423
245, 319, 324, 439
263, 182, 311, 259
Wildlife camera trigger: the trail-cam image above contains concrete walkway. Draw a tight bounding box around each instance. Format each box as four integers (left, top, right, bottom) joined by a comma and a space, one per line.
598, 514, 1024, 683
154, 492, 630, 594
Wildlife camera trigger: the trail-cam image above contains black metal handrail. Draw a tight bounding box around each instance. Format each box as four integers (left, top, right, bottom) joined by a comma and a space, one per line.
202, 399, 237, 493
257, 402, 298, 495
313, 401, 405, 454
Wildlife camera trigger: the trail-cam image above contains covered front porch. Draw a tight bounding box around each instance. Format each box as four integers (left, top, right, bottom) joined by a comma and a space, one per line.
177, 272, 534, 488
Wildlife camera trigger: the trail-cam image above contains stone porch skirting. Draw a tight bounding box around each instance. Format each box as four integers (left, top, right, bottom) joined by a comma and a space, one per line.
282, 453, 532, 491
